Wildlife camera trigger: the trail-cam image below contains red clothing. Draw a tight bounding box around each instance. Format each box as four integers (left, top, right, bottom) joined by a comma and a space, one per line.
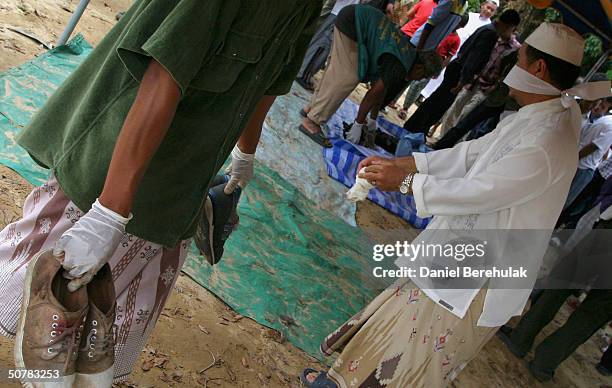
436, 31, 460, 59
401, 0, 436, 38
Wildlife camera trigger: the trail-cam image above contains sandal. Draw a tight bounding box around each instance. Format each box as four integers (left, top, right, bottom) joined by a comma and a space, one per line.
298, 125, 332, 148
300, 108, 309, 118
300, 368, 338, 388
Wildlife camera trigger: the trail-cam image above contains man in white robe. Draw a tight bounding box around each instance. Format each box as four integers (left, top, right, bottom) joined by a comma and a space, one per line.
301, 23, 610, 388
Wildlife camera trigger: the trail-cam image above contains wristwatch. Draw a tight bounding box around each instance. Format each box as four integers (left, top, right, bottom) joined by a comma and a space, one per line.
399, 173, 415, 195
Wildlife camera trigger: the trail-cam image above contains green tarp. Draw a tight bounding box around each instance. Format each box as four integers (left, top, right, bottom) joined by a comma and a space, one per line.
0, 36, 385, 359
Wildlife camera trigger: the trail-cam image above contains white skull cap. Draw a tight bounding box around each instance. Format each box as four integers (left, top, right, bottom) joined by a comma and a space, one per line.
525, 22, 585, 66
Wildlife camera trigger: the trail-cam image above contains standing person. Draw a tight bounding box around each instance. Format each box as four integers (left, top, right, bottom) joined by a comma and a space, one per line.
0, 0, 323, 384
299, 4, 439, 147
564, 97, 612, 208
386, 0, 437, 112
557, 154, 612, 228
297, 0, 397, 91
397, 12, 467, 120
432, 49, 519, 149
420, 0, 498, 100
403, 9, 520, 134
497, 199, 612, 382
410, 0, 468, 52
401, 0, 438, 38
300, 23, 610, 388
437, 31, 521, 136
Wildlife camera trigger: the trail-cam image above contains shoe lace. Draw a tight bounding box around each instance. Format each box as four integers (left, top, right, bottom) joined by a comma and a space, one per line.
80, 323, 117, 358
32, 322, 78, 359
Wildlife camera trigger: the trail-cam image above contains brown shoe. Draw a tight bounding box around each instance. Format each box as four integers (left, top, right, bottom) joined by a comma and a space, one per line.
14, 249, 88, 387
75, 264, 116, 387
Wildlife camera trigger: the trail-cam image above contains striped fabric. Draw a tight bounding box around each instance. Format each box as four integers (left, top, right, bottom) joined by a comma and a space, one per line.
322, 99, 431, 229
598, 158, 612, 180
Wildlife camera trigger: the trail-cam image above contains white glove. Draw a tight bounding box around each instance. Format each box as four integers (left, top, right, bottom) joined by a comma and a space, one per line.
54, 199, 131, 292
224, 145, 255, 194
346, 122, 365, 143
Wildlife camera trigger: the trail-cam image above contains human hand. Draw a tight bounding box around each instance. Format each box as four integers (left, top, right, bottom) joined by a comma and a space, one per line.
346, 122, 364, 143
224, 145, 255, 194
54, 199, 130, 292
358, 156, 416, 192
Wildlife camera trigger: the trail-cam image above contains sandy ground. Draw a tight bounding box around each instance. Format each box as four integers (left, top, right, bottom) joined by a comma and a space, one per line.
0, 1, 610, 387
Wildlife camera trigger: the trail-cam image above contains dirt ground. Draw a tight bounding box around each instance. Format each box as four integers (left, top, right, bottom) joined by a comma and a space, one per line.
0, 1, 610, 387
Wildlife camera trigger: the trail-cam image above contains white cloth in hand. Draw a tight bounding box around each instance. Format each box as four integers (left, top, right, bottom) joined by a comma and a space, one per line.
225, 145, 255, 194
54, 199, 131, 292
347, 167, 374, 202
346, 122, 364, 143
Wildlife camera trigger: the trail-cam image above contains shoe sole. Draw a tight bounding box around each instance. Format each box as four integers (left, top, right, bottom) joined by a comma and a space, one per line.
204, 197, 216, 264
14, 249, 75, 388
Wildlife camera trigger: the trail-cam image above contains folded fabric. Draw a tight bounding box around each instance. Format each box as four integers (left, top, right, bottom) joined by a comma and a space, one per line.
346, 167, 374, 202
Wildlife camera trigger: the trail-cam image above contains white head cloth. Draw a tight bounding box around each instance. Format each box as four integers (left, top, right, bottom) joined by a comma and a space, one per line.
504, 23, 612, 134
526, 22, 584, 66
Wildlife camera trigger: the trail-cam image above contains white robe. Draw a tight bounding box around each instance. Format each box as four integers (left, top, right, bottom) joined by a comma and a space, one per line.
396, 98, 580, 327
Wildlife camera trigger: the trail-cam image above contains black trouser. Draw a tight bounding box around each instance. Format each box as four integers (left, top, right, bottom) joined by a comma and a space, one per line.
509, 289, 612, 375
556, 170, 606, 228
433, 101, 504, 149
403, 60, 462, 134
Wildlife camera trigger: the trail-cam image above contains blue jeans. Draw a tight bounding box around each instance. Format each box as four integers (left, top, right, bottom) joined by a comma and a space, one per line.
564, 168, 595, 210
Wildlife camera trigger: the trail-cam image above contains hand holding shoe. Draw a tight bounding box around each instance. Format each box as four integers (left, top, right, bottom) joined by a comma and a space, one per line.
54, 199, 131, 292
224, 145, 255, 194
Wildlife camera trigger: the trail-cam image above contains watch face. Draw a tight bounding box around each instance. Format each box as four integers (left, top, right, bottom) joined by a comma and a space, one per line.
400, 184, 408, 195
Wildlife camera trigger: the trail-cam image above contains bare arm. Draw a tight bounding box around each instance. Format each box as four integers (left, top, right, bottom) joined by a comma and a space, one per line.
236, 95, 277, 153
99, 59, 181, 217
579, 143, 599, 159
356, 79, 386, 123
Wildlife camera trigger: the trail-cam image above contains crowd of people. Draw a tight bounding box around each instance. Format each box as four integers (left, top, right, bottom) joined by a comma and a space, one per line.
0, 0, 609, 387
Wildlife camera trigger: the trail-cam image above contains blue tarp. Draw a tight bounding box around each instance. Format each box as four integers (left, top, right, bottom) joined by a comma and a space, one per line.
322, 99, 432, 229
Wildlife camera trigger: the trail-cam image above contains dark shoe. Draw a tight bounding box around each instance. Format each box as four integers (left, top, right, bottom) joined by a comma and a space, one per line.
75, 264, 116, 387
194, 176, 241, 265
596, 362, 612, 376
496, 326, 528, 358
359, 127, 377, 149
528, 360, 554, 382
15, 249, 89, 387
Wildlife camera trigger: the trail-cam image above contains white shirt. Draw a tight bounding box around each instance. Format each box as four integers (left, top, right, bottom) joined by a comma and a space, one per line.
421, 12, 490, 98
331, 0, 361, 15
577, 114, 612, 171
396, 98, 580, 327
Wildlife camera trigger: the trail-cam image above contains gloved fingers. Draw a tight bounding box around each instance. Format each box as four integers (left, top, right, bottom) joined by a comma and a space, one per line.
52, 236, 69, 258
224, 176, 240, 195
62, 260, 89, 280
67, 272, 95, 292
